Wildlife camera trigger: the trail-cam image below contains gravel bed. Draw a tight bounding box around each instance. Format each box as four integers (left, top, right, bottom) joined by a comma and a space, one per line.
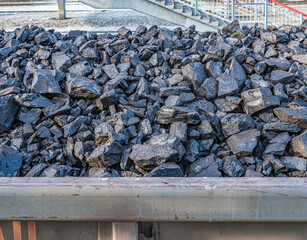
0, 20, 307, 177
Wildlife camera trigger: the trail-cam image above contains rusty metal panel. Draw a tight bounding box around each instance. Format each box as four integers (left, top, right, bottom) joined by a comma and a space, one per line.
112, 222, 138, 240
157, 222, 307, 240
0, 178, 306, 222
0, 221, 98, 240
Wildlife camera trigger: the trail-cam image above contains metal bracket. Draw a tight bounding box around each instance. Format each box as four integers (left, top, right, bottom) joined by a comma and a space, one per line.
98, 222, 138, 240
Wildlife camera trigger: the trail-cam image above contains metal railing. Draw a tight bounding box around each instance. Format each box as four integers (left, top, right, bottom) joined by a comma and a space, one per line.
199, 0, 232, 20
233, 0, 306, 27
178, 0, 306, 27
232, 0, 267, 25
267, 0, 305, 26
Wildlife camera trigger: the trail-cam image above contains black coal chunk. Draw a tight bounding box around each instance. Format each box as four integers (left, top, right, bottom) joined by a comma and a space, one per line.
32, 69, 62, 95
129, 144, 179, 170
0, 146, 23, 176
0, 22, 306, 178
145, 163, 184, 177
0, 95, 18, 133
65, 73, 102, 98
88, 142, 124, 168
187, 155, 222, 177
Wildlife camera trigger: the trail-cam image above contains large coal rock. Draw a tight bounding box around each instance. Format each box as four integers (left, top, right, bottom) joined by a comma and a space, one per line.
227, 129, 261, 156
52, 52, 72, 72
265, 132, 291, 156
65, 73, 102, 98
187, 155, 222, 177
222, 155, 245, 177
129, 144, 179, 170
32, 69, 62, 95
291, 130, 307, 158
182, 62, 207, 92
242, 88, 280, 114
274, 107, 307, 129
0, 95, 18, 133
155, 106, 200, 124
147, 133, 186, 160
0, 146, 23, 176
145, 163, 184, 177
87, 142, 123, 168
280, 156, 307, 171
221, 113, 255, 138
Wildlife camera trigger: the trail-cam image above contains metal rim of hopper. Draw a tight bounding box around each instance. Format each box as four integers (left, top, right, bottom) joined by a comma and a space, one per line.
0, 177, 306, 222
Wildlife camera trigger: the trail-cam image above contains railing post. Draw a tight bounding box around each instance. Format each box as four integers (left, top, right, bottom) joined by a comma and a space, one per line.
195, 0, 198, 15
301, 14, 304, 25
232, 0, 235, 21
264, 0, 268, 29
57, 0, 66, 20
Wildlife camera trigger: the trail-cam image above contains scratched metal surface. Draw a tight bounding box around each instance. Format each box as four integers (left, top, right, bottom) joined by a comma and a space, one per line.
0, 177, 306, 222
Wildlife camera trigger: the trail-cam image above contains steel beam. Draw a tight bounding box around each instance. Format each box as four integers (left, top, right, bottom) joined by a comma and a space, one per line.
80, 0, 220, 31
0, 178, 306, 222
265, 0, 268, 29
57, 0, 66, 20
195, 0, 198, 15
232, 0, 235, 21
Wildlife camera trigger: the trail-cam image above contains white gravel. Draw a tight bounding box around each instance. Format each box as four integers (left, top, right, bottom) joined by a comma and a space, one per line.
0, 0, 178, 32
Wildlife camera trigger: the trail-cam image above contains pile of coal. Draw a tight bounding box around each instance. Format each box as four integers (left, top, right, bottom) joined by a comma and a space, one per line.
0, 20, 307, 177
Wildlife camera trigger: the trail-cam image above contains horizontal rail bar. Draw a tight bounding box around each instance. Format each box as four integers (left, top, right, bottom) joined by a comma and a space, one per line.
0, 10, 104, 13
0, 178, 306, 222
0, 2, 54, 5
236, 3, 266, 5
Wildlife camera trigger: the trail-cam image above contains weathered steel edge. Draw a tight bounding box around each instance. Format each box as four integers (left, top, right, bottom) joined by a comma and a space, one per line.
0, 177, 306, 222
80, 0, 220, 31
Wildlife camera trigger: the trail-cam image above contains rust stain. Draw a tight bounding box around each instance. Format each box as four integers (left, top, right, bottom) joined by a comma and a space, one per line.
71, 194, 79, 196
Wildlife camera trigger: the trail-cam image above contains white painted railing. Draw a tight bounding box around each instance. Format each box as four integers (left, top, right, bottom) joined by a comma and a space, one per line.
267, 0, 305, 27
178, 0, 306, 28
55, 0, 305, 28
